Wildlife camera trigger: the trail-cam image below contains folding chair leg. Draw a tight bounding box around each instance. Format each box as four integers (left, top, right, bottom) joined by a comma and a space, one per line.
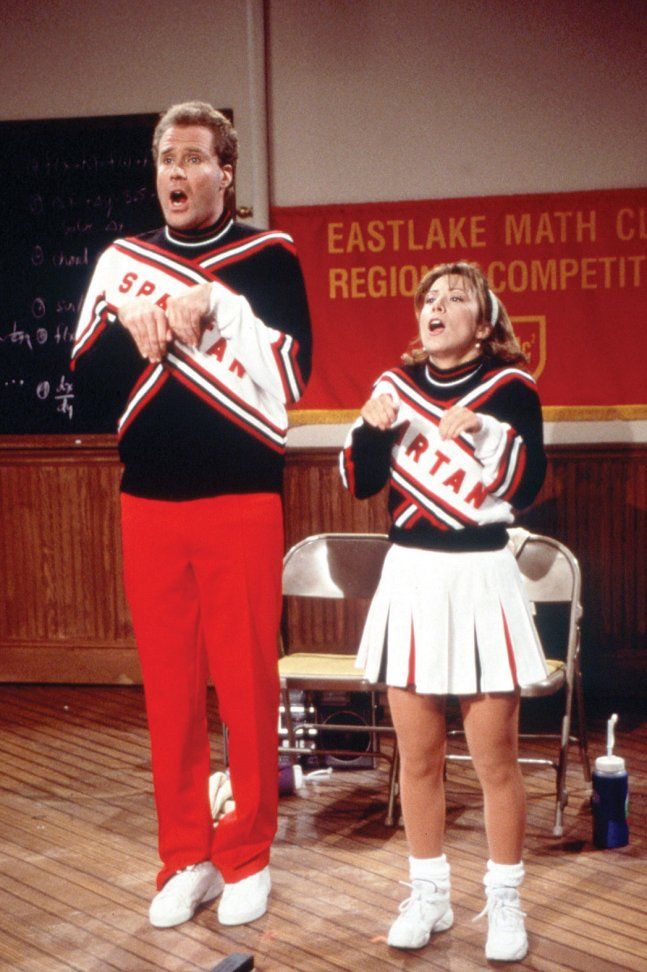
554, 755, 568, 836
553, 688, 574, 837
575, 666, 591, 781
554, 792, 566, 839
369, 690, 380, 769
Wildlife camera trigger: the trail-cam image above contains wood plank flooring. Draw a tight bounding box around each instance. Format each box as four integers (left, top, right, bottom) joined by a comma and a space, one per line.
0, 686, 644, 971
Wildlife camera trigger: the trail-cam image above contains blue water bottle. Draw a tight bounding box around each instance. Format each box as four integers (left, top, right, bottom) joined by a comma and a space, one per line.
592, 713, 629, 849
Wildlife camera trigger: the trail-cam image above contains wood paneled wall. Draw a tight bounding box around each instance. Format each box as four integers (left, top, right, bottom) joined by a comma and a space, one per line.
0, 436, 134, 682
1, 436, 644, 697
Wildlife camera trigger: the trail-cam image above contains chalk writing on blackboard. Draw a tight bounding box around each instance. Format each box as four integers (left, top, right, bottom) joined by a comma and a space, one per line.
0, 113, 161, 433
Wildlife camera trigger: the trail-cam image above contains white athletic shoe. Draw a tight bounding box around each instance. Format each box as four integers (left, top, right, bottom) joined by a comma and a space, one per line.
387, 880, 454, 949
476, 886, 528, 961
218, 865, 271, 925
149, 861, 224, 928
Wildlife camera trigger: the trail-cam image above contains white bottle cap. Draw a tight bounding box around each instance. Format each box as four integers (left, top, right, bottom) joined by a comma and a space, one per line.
595, 754, 626, 774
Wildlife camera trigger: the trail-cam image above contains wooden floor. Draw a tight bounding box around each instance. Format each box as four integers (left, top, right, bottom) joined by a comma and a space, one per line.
0, 686, 644, 972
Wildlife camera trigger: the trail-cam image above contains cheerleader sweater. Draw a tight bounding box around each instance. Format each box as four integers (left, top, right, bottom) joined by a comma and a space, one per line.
340, 356, 546, 552
71, 212, 312, 500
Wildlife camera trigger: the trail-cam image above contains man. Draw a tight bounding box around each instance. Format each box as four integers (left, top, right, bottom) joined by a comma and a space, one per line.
71, 101, 311, 928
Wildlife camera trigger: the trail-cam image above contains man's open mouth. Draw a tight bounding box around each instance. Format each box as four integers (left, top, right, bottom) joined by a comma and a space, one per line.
170, 190, 188, 204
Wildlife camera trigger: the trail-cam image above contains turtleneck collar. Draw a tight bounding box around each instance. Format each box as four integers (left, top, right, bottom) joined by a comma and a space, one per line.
164, 209, 233, 248
424, 356, 485, 388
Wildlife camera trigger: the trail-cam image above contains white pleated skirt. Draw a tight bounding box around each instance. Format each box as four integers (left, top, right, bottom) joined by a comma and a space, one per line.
357, 543, 548, 695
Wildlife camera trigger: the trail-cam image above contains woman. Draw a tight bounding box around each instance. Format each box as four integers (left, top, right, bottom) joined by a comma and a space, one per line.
339, 261, 547, 962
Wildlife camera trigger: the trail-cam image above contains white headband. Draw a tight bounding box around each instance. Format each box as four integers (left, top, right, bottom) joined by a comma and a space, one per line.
453, 263, 498, 326
488, 289, 499, 326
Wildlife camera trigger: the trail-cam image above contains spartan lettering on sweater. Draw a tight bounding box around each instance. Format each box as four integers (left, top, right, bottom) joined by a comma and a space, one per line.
395, 420, 489, 509
116, 270, 246, 377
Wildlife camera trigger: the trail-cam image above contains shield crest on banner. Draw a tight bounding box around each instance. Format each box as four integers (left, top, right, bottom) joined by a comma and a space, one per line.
511, 316, 546, 381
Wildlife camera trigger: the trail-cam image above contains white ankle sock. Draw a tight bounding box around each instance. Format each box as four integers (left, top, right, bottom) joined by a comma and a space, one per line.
409, 854, 450, 884
483, 859, 524, 890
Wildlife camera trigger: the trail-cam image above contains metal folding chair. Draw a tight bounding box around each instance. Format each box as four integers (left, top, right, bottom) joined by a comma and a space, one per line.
446, 527, 591, 835
278, 533, 400, 825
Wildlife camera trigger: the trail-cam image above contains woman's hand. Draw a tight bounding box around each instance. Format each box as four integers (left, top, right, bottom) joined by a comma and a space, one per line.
361, 394, 399, 430
439, 405, 482, 440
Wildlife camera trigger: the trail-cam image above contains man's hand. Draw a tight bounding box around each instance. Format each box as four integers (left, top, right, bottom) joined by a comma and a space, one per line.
166, 283, 213, 348
361, 393, 399, 430
439, 405, 482, 441
118, 300, 171, 363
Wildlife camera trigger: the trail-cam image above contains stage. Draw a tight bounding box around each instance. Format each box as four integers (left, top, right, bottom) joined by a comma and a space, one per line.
0, 685, 644, 970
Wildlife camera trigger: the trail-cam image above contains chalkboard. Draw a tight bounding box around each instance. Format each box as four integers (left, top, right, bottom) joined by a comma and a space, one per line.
0, 113, 164, 433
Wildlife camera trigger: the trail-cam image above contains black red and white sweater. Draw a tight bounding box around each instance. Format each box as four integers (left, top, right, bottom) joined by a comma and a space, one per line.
340, 356, 546, 552
71, 212, 312, 500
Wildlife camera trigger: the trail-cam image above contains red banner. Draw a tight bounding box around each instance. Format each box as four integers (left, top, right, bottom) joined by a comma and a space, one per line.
272, 188, 647, 422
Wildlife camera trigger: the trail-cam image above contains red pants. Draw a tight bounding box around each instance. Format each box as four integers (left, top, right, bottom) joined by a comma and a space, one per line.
121, 492, 283, 888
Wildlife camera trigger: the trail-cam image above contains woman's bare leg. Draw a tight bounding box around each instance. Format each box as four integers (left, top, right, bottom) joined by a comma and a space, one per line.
460, 692, 525, 862
388, 687, 447, 857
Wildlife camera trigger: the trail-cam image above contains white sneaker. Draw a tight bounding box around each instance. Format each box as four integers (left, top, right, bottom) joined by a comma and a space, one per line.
149, 862, 224, 928
217, 866, 271, 925
387, 880, 454, 949
476, 886, 528, 961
